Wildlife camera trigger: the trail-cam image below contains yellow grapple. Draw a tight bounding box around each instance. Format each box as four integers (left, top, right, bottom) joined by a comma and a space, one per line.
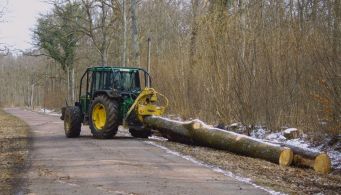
124, 88, 168, 126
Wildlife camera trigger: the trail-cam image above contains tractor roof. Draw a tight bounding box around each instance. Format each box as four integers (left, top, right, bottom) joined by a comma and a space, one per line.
88, 66, 147, 72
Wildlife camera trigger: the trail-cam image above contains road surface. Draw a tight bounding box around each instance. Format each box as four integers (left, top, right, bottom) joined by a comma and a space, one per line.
5, 108, 268, 195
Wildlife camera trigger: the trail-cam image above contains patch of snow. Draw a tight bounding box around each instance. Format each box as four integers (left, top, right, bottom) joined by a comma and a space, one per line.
149, 135, 168, 142
251, 128, 267, 139
283, 128, 297, 134
265, 132, 286, 142
285, 139, 311, 150
38, 108, 61, 117
145, 141, 285, 195
328, 150, 341, 170
230, 122, 241, 127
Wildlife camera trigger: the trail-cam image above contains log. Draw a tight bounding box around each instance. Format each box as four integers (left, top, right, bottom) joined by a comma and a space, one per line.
278, 143, 331, 174
144, 116, 293, 166
283, 128, 300, 140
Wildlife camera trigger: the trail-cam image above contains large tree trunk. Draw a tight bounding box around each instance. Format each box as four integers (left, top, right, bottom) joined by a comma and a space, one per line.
145, 116, 332, 174
144, 116, 293, 166
276, 143, 331, 174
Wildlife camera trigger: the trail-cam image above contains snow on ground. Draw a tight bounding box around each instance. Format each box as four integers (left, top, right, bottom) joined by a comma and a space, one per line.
37, 108, 61, 117
250, 127, 341, 170
283, 128, 297, 134
250, 127, 268, 139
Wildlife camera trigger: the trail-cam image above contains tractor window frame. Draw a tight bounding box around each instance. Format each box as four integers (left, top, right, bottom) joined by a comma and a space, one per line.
79, 70, 91, 101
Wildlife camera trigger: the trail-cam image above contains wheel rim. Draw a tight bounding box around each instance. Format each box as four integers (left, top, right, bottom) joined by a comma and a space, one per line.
92, 103, 106, 130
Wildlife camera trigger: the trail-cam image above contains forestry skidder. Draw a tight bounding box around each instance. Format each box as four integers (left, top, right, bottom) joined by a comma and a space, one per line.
61, 66, 168, 139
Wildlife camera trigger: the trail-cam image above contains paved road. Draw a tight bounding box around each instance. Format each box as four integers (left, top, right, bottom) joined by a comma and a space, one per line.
6, 108, 267, 195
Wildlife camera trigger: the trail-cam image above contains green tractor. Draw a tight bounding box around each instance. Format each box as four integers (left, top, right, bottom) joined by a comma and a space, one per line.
61, 66, 167, 139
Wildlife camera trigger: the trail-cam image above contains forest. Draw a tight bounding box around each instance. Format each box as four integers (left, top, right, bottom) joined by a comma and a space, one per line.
0, 0, 340, 140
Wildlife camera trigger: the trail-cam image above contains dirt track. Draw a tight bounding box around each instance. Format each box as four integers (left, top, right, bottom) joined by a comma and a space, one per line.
4, 108, 270, 195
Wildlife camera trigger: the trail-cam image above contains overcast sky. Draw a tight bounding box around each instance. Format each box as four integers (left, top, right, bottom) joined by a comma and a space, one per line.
0, 0, 52, 51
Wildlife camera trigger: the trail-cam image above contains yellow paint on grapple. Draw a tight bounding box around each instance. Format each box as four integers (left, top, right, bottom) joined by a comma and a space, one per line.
92, 103, 107, 130
124, 88, 168, 126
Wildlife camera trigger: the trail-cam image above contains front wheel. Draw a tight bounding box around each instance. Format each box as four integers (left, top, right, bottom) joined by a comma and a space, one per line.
64, 106, 82, 138
89, 95, 119, 139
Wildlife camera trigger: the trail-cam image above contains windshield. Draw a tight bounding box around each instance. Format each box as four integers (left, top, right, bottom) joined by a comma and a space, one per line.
90, 69, 143, 95
112, 71, 140, 92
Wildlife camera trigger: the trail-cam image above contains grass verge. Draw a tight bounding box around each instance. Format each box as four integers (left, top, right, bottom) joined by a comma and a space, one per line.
0, 109, 29, 194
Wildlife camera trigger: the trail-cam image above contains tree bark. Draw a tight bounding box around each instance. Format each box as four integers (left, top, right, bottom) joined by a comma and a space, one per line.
67, 66, 71, 103
333, 0, 340, 58
122, 0, 127, 67
187, 0, 200, 113
71, 66, 75, 102
131, 0, 140, 66
277, 143, 331, 174
144, 116, 293, 166
30, 83, 34, 109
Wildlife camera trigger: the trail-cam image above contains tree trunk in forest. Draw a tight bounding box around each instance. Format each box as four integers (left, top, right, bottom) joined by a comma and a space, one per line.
30, 83, 34, 109
67, 66, 75, 103
131, 0, 140, 66
71, 66, 75, 102
144, 116, 294, 166
100, 50, 108, 66
187, 0, 200, 113
122, 0, 127, 67
189, 0, 199, 67
333, 0, 340, 58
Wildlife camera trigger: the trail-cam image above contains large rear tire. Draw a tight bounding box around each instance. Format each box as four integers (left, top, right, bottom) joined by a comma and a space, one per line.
89, 95, 119, 139
64, 106, 82, 138
129, 128, 152, 138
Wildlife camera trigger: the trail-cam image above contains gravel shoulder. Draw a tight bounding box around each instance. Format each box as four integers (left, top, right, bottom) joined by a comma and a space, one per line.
0, 108, 29, 195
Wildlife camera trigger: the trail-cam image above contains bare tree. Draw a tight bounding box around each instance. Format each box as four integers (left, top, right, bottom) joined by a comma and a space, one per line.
80, 0, 120, 66
33, 2, 81, 103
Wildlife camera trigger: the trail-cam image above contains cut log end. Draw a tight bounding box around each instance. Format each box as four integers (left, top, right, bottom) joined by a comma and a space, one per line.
190, 121, 203, 130
279, 149, 294, 166
192, 122, 202, 130
314, 153, 331, 174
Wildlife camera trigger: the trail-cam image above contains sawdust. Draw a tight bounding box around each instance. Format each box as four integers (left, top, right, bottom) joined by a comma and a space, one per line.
154, 140, 341, 194
0, 109, 29, 194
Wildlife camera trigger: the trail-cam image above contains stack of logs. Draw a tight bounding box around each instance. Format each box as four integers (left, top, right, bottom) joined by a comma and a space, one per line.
144, 116, 331, 174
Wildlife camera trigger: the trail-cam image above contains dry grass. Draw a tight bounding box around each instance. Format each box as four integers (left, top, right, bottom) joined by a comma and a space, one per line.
0, 109, 29, 194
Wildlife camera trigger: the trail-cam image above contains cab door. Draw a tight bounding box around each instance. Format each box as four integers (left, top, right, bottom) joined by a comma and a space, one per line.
79, 70, 92, 117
